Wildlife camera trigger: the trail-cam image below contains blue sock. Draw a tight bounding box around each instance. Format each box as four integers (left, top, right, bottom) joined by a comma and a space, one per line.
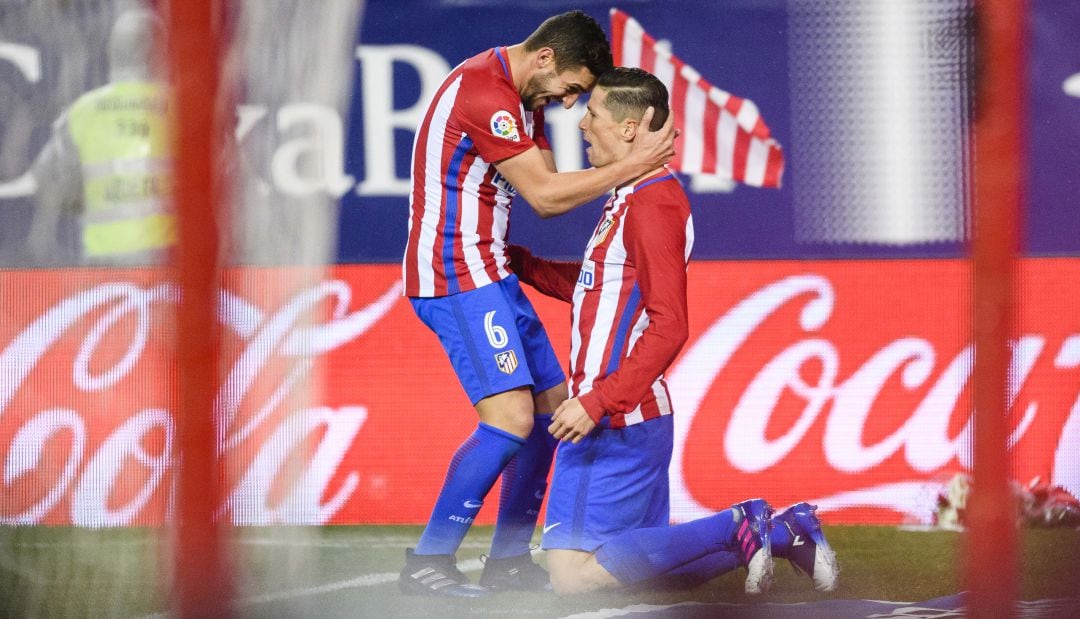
640, 551, 742, 590
414, 423, 525, 556
595, 509, 739, 585
489, 413, 558, 559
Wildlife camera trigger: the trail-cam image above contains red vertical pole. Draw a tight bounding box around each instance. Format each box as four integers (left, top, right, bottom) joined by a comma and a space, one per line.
968, 0, 1025, 617
166, 0, 231, 616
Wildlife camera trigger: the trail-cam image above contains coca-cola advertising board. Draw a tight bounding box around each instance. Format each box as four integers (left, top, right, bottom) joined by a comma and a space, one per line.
2, 259, 1078, 527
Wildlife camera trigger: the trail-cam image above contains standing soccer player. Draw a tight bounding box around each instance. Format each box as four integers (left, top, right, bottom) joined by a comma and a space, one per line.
400, 12, 676, 597
510, 67, 839, 596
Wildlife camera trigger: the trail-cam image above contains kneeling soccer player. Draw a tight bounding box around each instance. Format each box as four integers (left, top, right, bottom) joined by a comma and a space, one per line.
509, 67, 839, 595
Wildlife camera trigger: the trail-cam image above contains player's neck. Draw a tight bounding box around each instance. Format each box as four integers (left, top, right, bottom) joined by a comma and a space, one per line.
504, 43, 531, 91
621, 165, 669, 189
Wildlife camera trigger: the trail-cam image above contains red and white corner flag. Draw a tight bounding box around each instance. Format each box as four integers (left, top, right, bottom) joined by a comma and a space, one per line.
610, 8, 785, 188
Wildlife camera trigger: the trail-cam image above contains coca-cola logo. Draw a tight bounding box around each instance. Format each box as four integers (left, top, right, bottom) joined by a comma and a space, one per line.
2, 261, 1077, 526
668, 273, 1080, 523
0, 275, 401, 526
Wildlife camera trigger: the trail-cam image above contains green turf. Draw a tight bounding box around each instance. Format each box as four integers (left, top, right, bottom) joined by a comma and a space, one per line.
2, 524, 1078, 617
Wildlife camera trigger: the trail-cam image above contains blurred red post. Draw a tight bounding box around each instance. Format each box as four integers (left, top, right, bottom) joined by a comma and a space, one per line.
968, 0, 1025, 616
166, 0, 231, 616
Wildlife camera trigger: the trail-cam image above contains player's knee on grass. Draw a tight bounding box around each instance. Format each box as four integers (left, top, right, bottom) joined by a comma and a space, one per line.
546, 549, 621, 595
476, 387, 536, 438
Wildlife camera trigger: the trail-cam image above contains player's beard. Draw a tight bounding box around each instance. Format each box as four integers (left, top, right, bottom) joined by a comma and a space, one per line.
521, 72, 555, 110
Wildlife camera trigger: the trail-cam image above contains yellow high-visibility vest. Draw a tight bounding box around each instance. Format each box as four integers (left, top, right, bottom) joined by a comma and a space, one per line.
67, 81, 175, 259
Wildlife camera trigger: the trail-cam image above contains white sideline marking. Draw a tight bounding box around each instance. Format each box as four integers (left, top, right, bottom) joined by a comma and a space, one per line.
10, 539, 152, 548
240, 546, 548, 606
558, 601, 746, 618
135, 560, 487, 619
239, 537, 490, 550
240, 554, 492, 606
138, 548, 546, 616
557, 598, 1080, 619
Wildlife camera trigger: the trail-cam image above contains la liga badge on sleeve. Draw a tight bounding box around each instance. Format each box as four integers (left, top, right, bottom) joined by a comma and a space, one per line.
490, 111, 520, 141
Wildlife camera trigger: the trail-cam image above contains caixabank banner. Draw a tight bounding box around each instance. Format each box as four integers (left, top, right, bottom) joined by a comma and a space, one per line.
1, 0, 1078, 264
2, 259, 1078, 527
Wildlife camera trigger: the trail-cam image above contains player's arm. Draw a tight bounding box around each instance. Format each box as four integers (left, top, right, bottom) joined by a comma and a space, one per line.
533, 107, 558, 174
495, 107, 674, 218
538, 148, 557, 173
575, 196, 690, 423
506, 243, 579, 302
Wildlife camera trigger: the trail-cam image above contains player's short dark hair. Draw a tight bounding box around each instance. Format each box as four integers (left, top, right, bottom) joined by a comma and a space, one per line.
523, 10, 613, 79
596, 67, 670, 131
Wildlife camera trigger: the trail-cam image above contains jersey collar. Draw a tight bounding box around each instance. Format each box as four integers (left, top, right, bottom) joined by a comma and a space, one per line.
493, 46, 513, 82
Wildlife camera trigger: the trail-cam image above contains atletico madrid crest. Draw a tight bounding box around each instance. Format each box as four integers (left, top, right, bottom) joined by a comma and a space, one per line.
494, 350, 518, 374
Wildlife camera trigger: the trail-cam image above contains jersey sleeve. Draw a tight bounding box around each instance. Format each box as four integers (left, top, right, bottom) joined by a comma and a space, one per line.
577, 190, 691, 422
507, 244, 578, 303
454, 72, 537, 163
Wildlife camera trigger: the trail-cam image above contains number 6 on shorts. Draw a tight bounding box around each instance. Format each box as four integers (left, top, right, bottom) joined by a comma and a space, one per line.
484, 310, 509, 349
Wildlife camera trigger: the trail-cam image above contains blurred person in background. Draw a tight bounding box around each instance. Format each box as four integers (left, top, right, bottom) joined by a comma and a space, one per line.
509, 67, 839, 596
399, 11, 675, 597
28, 7, 173, 267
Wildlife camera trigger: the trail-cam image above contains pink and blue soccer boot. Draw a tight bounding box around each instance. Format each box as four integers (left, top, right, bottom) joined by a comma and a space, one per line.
773, 502, 839, 591
732, 499, 775, 595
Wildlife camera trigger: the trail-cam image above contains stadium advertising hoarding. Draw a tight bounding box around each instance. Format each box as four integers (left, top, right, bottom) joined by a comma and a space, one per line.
2, 259, 1078, 527
1, 0, 1077, 532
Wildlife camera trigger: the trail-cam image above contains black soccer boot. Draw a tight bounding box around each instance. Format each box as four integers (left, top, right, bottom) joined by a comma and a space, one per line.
398, 548, 490, 598
478, 552, 551, 592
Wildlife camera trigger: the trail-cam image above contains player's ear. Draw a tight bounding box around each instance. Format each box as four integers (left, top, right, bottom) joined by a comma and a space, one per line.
621, 119, 638, 142
536, 47, 555, 70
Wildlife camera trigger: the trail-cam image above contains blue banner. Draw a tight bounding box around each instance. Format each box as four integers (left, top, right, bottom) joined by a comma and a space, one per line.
343, 0, 797, 262
1028, 0, 1080, 256
1, 1, 1076, 265
340, 0, 1079, 262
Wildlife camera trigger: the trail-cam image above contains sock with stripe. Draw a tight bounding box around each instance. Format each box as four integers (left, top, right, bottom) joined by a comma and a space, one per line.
414, 423, 525, 556
639, 551, 742, 590
594, 509, 739, 585
488, 413, 559, 559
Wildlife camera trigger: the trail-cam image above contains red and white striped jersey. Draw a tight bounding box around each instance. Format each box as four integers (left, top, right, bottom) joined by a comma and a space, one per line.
511, 170, 695, 428
403, 46, 550, 298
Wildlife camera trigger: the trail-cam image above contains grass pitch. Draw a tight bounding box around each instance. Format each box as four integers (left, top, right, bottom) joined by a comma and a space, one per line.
2, 524, 1079, 617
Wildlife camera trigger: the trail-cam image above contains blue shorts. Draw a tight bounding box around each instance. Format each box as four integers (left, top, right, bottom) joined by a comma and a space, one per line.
541, 415, 674, 552
409, 275, 565, 405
